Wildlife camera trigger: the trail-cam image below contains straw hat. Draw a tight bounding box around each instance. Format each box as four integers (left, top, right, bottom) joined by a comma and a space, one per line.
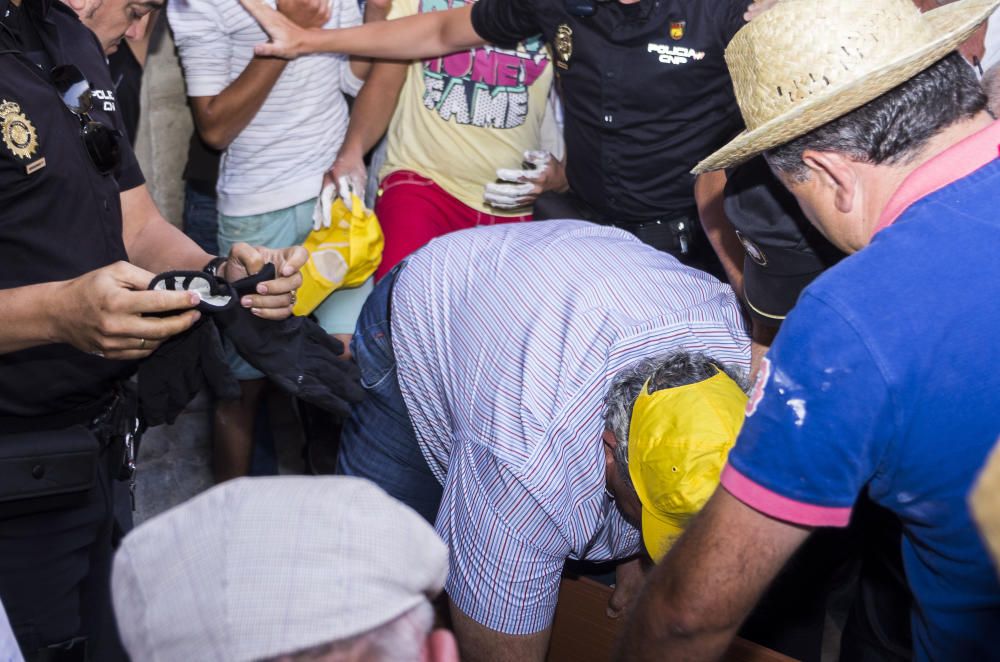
693, 0, 1000, 174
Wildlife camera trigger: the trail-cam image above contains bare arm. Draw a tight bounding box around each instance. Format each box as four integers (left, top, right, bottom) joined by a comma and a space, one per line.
0, 265, 199, 357
121, 184, 213, 273
616, 489, 810, 662
749, 321, 777, 381
448, 597, 551, 662
694, 170, 745, 297
188, 59, 288, 150
239, 0, 485, 60
345, 0, 393, 88
330, 58, 408, 191
189, 0, 332, 149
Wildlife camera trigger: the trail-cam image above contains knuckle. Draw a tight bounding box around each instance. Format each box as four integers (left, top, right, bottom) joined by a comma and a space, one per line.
96, 318, 118, 337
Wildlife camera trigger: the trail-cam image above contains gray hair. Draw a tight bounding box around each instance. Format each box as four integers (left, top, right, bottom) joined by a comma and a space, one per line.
983, 62, 1000, 118
266, 601, 435, 662
603, 352, 748, 493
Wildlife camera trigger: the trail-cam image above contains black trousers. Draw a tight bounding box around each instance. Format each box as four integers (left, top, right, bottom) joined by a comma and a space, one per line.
533, 190, 726, 281
0, 455, 128, 661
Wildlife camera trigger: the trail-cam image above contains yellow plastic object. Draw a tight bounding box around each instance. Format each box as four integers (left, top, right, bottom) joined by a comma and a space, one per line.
627, 369, 748, 561
293, 192, 383, 316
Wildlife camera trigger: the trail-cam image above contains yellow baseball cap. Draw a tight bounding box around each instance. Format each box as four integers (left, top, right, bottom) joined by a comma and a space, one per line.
294, 191, 384, 316
627, 369, 748, 561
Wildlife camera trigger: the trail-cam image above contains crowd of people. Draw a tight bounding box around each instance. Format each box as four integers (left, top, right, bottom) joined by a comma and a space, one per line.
2, 0, 1000, 660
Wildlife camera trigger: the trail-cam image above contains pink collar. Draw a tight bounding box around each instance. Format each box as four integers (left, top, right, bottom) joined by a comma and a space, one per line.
873, 120, 1000, 236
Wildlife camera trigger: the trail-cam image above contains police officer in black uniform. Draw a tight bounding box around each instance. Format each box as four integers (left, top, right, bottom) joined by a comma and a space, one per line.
235, 0, 779, 278
474, 0, 750, 275
0, 1, 307, 658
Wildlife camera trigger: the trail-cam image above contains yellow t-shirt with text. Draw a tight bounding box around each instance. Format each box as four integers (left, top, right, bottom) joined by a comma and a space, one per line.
380, 0, 553, 215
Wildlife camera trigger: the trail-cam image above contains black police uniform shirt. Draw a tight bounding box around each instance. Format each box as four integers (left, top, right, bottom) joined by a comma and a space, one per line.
0, 0, 145, 419
471, 0, 747, 223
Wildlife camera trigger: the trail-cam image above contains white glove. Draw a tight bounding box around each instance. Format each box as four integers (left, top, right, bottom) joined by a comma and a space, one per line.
337, 174, 364, 207
484, 150, 551, 210
312, 183, 336, 231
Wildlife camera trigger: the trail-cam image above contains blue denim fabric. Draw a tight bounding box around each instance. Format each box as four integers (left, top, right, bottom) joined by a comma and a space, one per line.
181, 182, 219, 256
336, 264, 443, 524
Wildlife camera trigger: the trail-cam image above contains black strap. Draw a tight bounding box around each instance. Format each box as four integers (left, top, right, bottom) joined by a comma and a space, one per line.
0, 395, 114, 434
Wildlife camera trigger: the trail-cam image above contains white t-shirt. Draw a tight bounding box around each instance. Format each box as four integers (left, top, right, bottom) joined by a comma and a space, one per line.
168, 0, 363, 216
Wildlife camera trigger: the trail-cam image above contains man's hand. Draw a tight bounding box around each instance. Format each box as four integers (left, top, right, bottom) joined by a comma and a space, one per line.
54, 262, 201, 360
240, 0, 311, 59
364, 0, 393, 22
607, 556, 649, 619
220, 242, 309, 320
329, 150, 368, 206
616, 489, 810, 662
484, 151, 568, 211
277, 0, 331, 29
744, 0, 780, 21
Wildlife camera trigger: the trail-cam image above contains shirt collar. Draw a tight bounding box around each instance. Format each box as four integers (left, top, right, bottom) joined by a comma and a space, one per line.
873, 119, 1000, 236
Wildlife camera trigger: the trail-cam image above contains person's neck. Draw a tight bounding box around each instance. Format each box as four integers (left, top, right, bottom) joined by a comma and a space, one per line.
862, 110, 995, 235
10, 0, 20, 7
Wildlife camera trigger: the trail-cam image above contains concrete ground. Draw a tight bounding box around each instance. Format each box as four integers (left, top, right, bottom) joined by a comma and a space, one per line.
134, 390, 309, 524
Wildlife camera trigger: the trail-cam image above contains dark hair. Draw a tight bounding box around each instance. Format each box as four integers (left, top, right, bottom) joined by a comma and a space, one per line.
765, 52, 987, 181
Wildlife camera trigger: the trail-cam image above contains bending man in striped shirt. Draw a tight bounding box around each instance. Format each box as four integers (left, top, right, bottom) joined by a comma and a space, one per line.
337, 220, 751, 661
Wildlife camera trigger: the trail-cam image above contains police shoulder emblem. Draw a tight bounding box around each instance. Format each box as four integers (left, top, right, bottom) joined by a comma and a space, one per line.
736, 231, 768, 266
555, 24, 573, 70
670, 20, 685, 40
0, 100, 38, 161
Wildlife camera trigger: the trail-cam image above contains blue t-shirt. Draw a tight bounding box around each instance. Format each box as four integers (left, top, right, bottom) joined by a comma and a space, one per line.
724, 157, 1000, 660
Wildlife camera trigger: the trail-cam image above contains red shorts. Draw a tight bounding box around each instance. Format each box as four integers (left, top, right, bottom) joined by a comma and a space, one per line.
373, 170, 532, 280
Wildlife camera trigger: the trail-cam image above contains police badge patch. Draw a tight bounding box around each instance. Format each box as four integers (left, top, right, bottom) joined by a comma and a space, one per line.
0, 100, 38, 160
670, 21, 685, 40
736, 231, 768, 266
555, 24, 573, 70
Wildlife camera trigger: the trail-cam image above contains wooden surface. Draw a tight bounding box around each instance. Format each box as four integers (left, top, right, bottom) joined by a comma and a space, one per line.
547, 576, 798, 662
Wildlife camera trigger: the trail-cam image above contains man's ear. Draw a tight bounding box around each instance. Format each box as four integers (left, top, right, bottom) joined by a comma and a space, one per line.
801, 149, 859, 215
602, 428, 618, 451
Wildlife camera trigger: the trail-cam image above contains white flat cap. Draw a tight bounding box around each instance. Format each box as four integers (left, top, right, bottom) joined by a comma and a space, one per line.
112, 476, 448, 662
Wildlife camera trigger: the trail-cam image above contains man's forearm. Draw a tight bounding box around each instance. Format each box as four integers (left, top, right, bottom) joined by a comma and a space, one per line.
126, 215, 213, 274
303, 4, 484, 59
616, 490, 809, 662
121, 185, 213, 274
190, 57, 288, 150
749, 321, 777, 381
339, 61, 407, 160
0, 282, 63, 353
695, 170, 745, 297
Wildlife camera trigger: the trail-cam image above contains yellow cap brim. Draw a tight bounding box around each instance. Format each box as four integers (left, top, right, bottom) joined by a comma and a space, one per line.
641, 507, 689, 561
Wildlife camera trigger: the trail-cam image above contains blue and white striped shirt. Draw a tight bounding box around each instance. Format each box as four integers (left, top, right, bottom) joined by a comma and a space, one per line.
391, 220, 750, 634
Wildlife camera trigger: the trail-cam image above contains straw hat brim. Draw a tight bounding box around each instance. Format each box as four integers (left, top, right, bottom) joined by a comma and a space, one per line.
693, 0, 1000, 174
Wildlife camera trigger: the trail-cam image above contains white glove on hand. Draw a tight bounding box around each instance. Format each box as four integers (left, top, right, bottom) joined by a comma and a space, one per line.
312, 182, 336, 231
484, 150, 551, 210
337, 174, 365, 207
